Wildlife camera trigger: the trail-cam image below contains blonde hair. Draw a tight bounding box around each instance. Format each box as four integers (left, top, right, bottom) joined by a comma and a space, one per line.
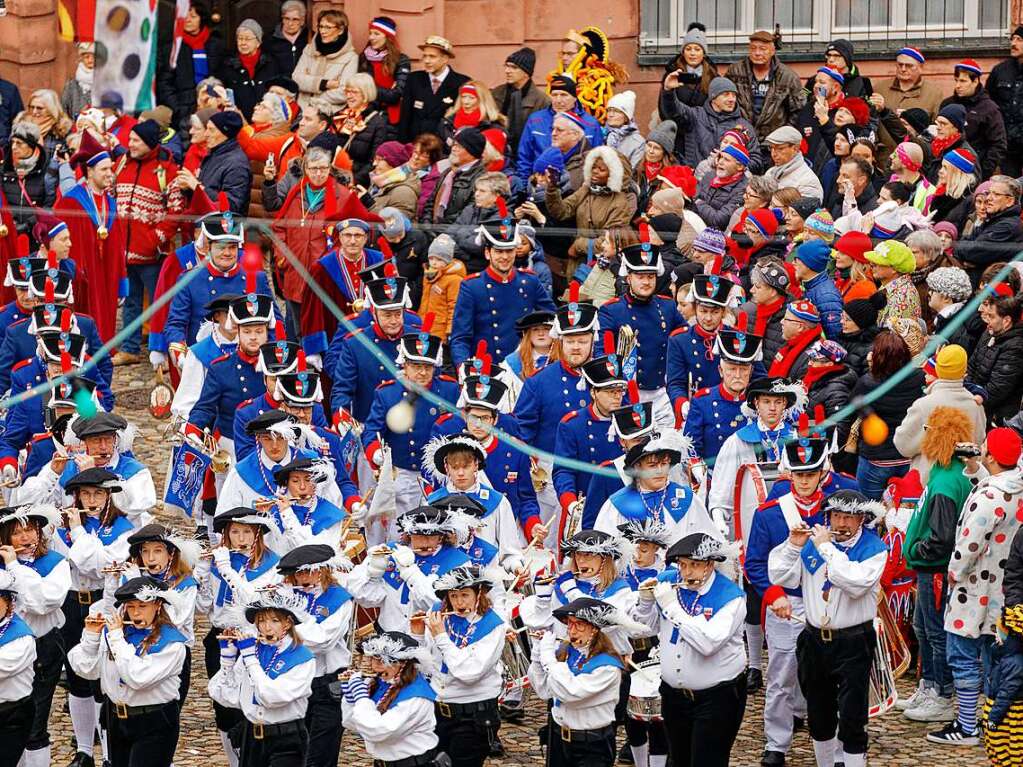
21, 89, 72, 138
446, 80, 506, 125
343, 73, 378, 106
941, 162, 976, 199
571, 553, 618, 591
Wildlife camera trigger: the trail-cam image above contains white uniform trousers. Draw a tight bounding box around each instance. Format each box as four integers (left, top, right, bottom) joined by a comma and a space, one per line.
764, 600, 808, 753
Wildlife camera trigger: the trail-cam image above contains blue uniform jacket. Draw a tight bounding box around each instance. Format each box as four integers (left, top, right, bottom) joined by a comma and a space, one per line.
767, 471, 859, 500
597, 294, 684, 391
325, 310, 421, 386
0, 302, 30, 339
666, 325, 719, 408
164, 264, 277, 349
515, 107, 604, 183
681, 385, 747, 463
363, 376, 460, 471
0, 314, 112, 396
301, 247, 385, 356
513, 361, 591, 454
149, 242, 202, 354
187, 350, 264, 438
448, 268, 555, 367
744, 496, 830, 601
553, 406, 619, 506
330, 324, 412, 422
232, 393, 329, 460
582, 459, 626, 530
192, 334, 238, 368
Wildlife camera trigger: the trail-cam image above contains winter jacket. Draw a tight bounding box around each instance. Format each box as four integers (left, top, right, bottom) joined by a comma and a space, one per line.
939, 89, 1007, 180
985, 631, 1023, 729
802, 66, 873, 100
264, 25, 308, 76
725, 56, 806, 140
60, 77, 90, 121
219, 50, 279, 120
336, 108, 390, 187
956, 204, 1023, 283
515, 107, 604, 183
113, 147, 185, 265
545, 148, 634, 251
839, 326, 879, 377
987, 56, 1023, 148
892, 379, 988, 483
292, 35, 360, 110
966, 324, 1023, 424
739, 300, 785, 365
417, 258, 467, 341
802, 271, 844, 340
904, 458, 973, 572
828, 183, 879, 220
0, 148, 56, 242
946, 468, 1023, 638
369, 172, 421, 220
931, 304, 973, 351
852, 369, 926, 461
156, 32, 227, 136
875, 76, 944, 125
358, 52, 412, 126
805, 364, 857, 445
492, 82, 551, 159
693, 173, 748, 231
424, 160, 487, 225
451, 203, 497, 275
385, 227, 430, 307
1008, 524, 1023, 608
657, 94, 764, 171
926, 192, 974, 236
197, 138, 252, 214
764, 154, 824, 200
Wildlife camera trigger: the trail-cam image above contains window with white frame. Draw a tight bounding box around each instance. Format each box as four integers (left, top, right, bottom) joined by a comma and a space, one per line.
639, 0, 1010, 50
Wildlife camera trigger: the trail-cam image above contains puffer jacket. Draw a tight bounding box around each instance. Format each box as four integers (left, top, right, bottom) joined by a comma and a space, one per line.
197, 138, 252, 214
418, 258, 467, 341
657, 93, 764, 171
805, 363, 857, 446
986, 631, 1023, 729
451, 203, 497, 275
802, 271, 845, 340
852, 369, 926, 461
369, 172, 421, 220
966, 323, 1023, 424
939, 88, 1007, 180
219, 50, 279, 120
424, 160, 487, 225
544, 146, 635, 246
839, 326, 879, 377
604, 123, 646, 169
693, 173, 748, 231
1008, 524, 1023, 608
956, 204, 1023, 283
725, 56, 807, 139
336, 108, 389, 186
0, 148, 56, 241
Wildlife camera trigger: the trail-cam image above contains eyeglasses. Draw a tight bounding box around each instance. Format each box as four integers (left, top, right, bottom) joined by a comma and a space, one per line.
305, 165, 329, 174
318, 22, 339, 30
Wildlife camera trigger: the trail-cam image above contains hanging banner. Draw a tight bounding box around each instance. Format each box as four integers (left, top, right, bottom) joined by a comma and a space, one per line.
93, 0, 157, 112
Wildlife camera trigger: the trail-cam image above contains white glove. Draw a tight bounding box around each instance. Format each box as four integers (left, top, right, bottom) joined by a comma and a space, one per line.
538, 630, 557, 663
559, 577, 584, 602
711, 509, 730, 540
212, 547, 231, 569
654, 581, 677, 612
305, 353, 322, 372
370, 449, 384, 468
349, 501, 367, 526
149, 351, 167, 370
365, 551, 389, 578
392, 545, 416, 570
637, 578, 657, 604
1, 465, 17, 484
501, 555, 525, 578
533, 576, 554, 601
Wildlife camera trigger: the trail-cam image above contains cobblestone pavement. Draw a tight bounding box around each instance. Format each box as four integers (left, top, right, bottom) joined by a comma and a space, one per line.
42, 367, 990, 766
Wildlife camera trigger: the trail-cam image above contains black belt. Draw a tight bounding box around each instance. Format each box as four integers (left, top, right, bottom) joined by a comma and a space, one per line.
631, 636, 656, 652
663, 671, 745, 701
250, 718, 304, 740
805, 620, 873, 643
0, 697, 30, 714
312, 671, 341, 690
372, 749, 437, 767
77, 589, 104, 606
557, 723, 615, 743
435, 698, 497, 718
112, 701, 173, 719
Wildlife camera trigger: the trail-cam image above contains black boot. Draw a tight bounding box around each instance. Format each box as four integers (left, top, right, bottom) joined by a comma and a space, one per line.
489, 734, 505, 758
760, 751, 785, 766
745, 667, 763, 693
67, 753, 95, 767
618, 740, 634, 764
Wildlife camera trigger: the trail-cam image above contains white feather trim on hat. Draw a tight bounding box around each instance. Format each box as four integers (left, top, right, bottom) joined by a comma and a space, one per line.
360, 633, 420, 663
5, 503, 62, 532
420, 434, 485, 484
740, 381, 808, 421
267, 421, 300, 444
0, 570, 16, 593
130, 584, 171, 605
648, 430, 697, 464
165, 532, 202, 571
247, 585, 315, 625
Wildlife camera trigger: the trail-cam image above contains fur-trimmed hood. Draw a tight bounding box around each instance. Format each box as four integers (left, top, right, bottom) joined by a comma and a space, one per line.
583, 146, 626, 192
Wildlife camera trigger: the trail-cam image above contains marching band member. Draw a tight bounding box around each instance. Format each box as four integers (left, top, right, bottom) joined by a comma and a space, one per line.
200, 507, 281, 767
744, 414, 831, 767
599, 230, 686, 429
423, 432, 527, 568
594, 433, 714, 543
56, 468, 134, 767
67, 576, 187, 767
266, 458, 349, 553
207, 586, 316, 767
617, 519, 670, 767
0, 570, 38, 767
0, 505, 69, 767
501, 311, 555, 406
217, 410, 348, 515
580, 389, 656, 529
528, 597, 627, 767
277, 545, 354, 767
513, 284, 596, 540
362, 317, 459, 518
632, 533, 748, 767
553, 335, 626, 540
0, 249, 41, 333
17, 374, 100, 483
347, 506, 470, 632
431, 370, 541, 539
341, 631, 441, 766
170, 294, 240, 420
422, 564, 506, 767
767, 490, 886, 767
21, 413, 156, 525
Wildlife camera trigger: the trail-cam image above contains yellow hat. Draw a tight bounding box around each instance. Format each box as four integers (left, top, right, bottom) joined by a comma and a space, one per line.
935, 344, 967, 380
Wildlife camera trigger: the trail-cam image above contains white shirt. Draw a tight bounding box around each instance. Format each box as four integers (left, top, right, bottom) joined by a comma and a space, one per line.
444, 481, 526, 569
68, 627, 185, 705
528, 633, 620, 730
768, 529, 885, 630
631, 571, 746, 691
594, 485, 717, 545
7, 556, 70, 636
342, 684, 439, 760
58, 520, 132, 593
706, 426, 776, 544
208, 637, 315, 723
0, 629, 35, 702
346, 553, 442, 633
295, 590, 353, 676
264, 497, 347, 556
424, 611, 506, 703
172, 328, 235, 421
197, 552, 281, 628
217, 448, 345, 516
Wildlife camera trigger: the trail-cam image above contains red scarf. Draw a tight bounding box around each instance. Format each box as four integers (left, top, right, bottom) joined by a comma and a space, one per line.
643, 160, 664, 182
182, 26, 211, 50
768, 325, 821, 377
754, 297, 785, 335
802, 362, 845, 391
239, 49, 260, 79
453, 108, 482, 130
369, 61, 400, 124
710, 170, 745, 188
930, 132, 961, 159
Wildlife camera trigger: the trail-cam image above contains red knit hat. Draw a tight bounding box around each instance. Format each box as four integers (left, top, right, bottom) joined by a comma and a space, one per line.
987, 427, 1022, 467
746, 208, 779, 238
834, 231, 873, 264
836, 96, 870, 127
886, 469, 923, 507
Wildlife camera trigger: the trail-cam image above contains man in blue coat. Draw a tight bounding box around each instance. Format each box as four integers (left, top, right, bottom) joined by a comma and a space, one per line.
598, 238, 685, 429
448, 212, 555, 367
170, 294, 239, 421
792, 239, 843, 340
515, 75, 603, 183
0, 78, 24, 144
